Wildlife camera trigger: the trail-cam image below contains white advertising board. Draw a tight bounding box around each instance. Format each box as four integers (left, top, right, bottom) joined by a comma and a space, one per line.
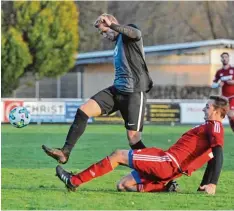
181, 103, 229, 124
23, 102, 66, 123
23, 102, 65, 115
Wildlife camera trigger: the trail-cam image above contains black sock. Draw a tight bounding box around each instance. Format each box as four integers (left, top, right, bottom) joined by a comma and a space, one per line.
62, 108, 89, 154
130, 140, 146, 150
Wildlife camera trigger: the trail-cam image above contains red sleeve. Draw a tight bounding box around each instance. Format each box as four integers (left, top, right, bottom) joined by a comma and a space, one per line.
207, 121, 224, 147
213, 70, 220, 83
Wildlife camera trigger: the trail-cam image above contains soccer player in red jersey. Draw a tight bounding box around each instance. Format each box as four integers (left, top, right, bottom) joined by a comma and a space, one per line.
212, 52, 234, 132
55, 95, 228, 195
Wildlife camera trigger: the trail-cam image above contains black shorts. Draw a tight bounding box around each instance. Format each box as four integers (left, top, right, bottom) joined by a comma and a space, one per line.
91, 86, 146, 132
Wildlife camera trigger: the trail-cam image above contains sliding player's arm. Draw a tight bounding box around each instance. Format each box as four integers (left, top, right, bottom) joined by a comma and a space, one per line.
198, 121, 224, 195
198, 146, 223, 194
197, 160, 213, 190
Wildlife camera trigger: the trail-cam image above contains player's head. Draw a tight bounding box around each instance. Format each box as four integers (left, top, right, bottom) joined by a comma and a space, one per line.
94, 13, 119, 41
221, 52, 229, 66
203, 95, 229, 121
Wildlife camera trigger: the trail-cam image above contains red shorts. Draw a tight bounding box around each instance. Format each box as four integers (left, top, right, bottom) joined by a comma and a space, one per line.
128, 148, 180, 192
128, 147, 213, 192
229, 97, 234, 110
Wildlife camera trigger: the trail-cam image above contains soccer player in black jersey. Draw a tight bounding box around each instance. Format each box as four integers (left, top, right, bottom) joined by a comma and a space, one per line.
42, 13, 153, 165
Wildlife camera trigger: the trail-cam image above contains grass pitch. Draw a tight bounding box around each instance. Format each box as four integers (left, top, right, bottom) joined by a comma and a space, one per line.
1, 124, 234, 210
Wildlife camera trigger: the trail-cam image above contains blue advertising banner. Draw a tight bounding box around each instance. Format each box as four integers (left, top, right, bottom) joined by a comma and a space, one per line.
30, 115, 65, 123
65, 101, 93, 123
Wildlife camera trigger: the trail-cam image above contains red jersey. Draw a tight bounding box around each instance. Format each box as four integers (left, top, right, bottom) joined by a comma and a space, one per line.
213, 66, 234, 97
166, 120, 224, 172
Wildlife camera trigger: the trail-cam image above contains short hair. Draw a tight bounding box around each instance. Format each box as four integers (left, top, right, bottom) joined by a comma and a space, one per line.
209, 95, 229, 118
221, 52, 229, 57
94, 13, 118, 28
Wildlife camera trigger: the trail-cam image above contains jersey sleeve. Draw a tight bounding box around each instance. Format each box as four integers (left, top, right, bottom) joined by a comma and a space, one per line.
207, 121, 224, 148
213, 70, 220, 83
110, 23, 141, 40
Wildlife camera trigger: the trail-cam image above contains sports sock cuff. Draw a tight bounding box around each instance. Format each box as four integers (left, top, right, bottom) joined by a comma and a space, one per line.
106, 156, 114, 170
130, 140, 146, 150
71, 175, 82, 186
76, 108, 89, 120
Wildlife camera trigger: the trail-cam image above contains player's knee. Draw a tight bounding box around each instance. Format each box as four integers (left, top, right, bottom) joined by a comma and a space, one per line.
110, 149, 129, 166
111, 149, 124, 159
79, 99, 102, 117
127, 131, 141, 144
73, 108, 89, 125
116, 181, 126, 192
117, 180, 131, 192
79, 104, 88, 115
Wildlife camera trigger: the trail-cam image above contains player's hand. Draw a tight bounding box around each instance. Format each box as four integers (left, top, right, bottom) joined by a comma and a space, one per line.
219, 81, 224, 87
100, 16, 112, 27
200, 184, 216, 195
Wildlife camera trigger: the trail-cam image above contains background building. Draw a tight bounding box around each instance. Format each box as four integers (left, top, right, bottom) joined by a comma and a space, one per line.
12, 39, 234, 99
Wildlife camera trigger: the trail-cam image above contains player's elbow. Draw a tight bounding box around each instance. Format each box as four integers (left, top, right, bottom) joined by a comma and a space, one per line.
135, 30, 141, 40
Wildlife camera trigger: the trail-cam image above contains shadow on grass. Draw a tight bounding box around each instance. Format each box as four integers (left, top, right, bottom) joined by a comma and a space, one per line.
1, 185, 202, 196
1, 185, 118, 193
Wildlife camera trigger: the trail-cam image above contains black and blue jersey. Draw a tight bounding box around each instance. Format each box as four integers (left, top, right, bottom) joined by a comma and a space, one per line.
110, 23, 153, 93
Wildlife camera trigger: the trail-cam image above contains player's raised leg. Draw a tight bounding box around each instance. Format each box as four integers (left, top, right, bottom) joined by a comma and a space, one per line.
55, 149, 130, 191
42, 87, 117, 164
42, 99, 101, 164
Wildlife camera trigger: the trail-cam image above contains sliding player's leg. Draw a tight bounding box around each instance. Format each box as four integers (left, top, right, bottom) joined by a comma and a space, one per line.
55, 149, 130, 191
55, 147, 180, 192
116, 173, 138, 192
117, 170, 179, 192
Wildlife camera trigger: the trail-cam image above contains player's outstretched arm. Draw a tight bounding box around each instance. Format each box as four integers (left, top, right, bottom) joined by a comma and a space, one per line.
198, 146, 223, 195
197, 160, 213, 191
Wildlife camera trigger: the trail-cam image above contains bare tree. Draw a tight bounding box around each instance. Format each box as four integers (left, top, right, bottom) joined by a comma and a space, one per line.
75, 1, 234, 52
75, 1, 109, 52
177, 1, 234, 41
